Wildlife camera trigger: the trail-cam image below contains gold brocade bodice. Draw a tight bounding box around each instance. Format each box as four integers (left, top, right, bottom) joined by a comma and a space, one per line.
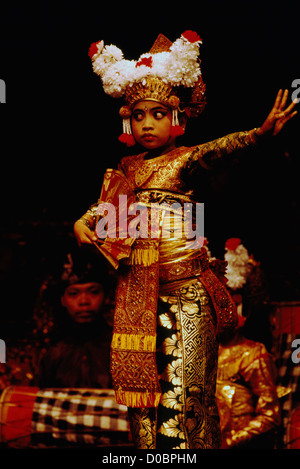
119, 147, 204, 269
119, 146, 193, 194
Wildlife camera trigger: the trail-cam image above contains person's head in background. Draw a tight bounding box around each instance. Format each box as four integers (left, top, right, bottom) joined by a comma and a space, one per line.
58, 244, 113, 330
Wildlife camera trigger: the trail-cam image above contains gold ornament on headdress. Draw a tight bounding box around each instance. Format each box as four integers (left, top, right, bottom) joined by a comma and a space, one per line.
124, 77, 176, 109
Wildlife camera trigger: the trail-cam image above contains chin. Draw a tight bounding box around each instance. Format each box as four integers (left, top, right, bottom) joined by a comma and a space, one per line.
74, 315, 95, 324
140, 142, 161, 149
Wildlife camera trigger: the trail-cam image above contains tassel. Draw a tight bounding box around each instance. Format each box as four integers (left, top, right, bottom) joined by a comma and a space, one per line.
119, 117, 136, 147
129, 246, 159, 266
115, 390, 161, 408
111, 332, 157, 352
119, 133, 136, 146
170, 108, 184, 137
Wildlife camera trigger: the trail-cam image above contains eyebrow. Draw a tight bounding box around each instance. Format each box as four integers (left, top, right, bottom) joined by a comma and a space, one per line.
133, 105, 168, 112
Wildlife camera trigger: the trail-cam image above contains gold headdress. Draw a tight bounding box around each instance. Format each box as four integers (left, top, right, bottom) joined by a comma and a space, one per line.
89, 30, 206, 145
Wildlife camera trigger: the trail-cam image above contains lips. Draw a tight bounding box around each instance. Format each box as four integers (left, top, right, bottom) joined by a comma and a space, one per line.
75, 310, 94, 318
142, 134, 156, 142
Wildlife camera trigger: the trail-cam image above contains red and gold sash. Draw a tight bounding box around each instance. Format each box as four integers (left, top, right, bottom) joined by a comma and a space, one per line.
110, 240, 161, 408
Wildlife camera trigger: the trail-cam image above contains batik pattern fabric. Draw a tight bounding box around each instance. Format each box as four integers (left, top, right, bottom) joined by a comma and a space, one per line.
127, 279, 220, 449
157, 279, 220, 448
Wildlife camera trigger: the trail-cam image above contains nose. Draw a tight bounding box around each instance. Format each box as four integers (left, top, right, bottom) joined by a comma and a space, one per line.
78, 292, 90, 306
142, 114, 154, 130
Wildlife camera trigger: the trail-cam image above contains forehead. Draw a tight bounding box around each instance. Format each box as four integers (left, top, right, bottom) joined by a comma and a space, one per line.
64, 282, 102, 292
132, 100, 169, 111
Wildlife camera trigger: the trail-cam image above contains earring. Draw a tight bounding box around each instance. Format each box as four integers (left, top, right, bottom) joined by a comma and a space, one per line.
170, 108, 185, 137
118, 106, 136, 147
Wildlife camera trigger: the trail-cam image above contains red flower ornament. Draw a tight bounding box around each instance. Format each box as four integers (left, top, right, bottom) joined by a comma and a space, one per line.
225, 238, 241, 251
118, 133, 136, 147
182, 30, 202, 44
136, 56, 153, 68
88, 41, 103, 59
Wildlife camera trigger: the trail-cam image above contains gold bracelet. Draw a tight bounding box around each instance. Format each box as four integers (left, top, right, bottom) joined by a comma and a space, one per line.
79, 217, 92, 229
247, 128, 260, 146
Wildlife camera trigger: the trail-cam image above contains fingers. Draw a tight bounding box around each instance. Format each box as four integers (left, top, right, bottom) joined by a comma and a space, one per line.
273, 108, 297, 135
286, 97, 298, 113
274, 89, 284, 109
74, 222, 97, 245
273, 88, 289, 111
277, 98, 298, 120
283, 109, 298, 123
86, 231, 98, 244
275, 88, 298, 110
279, 89, 289, 110
273, 88, 298, 117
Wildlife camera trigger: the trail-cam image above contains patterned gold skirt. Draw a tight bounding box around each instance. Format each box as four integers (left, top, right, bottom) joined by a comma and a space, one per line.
128, 278, 221, 449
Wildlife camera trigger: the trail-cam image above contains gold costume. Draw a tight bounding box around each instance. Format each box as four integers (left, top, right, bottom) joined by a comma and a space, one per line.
216, 336, 281, 448
80, 132, 260, 449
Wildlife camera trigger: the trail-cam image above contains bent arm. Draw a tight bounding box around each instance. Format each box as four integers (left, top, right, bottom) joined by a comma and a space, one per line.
225, 350, 281, 448
74, 203, 99, 246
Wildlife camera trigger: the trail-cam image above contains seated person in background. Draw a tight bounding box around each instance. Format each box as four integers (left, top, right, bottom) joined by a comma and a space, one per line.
216, 238, 281, 448
38, 246, 113, 389
216, 323, 281, 449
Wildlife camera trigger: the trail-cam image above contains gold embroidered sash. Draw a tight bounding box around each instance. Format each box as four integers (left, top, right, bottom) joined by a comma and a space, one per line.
110, 240, 161, 408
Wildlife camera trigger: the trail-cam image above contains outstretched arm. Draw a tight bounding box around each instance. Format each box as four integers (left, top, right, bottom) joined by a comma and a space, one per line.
189, 89, 297, 169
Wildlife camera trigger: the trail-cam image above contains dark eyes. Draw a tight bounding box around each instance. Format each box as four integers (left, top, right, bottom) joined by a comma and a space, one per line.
132, 112, 143, 121
66, 288, 101, 297
132, 110, 167, 121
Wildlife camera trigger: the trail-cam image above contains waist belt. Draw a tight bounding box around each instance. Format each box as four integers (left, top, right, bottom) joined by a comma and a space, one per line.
159, 248, 210, 284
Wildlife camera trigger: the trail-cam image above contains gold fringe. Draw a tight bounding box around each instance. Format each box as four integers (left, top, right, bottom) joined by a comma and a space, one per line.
111, 333, 156, 352
115, 390, 161, 408
129, 247, 159, 266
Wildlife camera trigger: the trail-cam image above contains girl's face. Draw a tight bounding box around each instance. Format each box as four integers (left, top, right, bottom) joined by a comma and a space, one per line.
131, 100, 176, 152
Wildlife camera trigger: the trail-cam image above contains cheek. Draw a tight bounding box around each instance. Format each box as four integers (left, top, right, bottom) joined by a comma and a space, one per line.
131, 119, 140, 137
158, 121, 173, 141
61, 296, 77, 315
163, 120, 172, 134
91, 293, 105, 311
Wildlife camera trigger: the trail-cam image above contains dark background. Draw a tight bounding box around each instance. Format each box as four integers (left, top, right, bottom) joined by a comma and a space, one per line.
0, 1, 299, 337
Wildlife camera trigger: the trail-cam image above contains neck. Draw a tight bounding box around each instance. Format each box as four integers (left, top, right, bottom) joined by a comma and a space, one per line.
144, 142, 177, 160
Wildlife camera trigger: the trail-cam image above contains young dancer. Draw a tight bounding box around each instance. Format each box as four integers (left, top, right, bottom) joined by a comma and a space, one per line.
74, 31, 296, 448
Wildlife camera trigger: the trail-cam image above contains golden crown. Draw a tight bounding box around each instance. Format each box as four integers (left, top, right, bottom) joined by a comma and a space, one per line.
124, 78, 178, 109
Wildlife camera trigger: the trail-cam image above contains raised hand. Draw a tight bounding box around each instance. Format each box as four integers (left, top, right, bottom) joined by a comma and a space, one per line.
257, 89, 297, 137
